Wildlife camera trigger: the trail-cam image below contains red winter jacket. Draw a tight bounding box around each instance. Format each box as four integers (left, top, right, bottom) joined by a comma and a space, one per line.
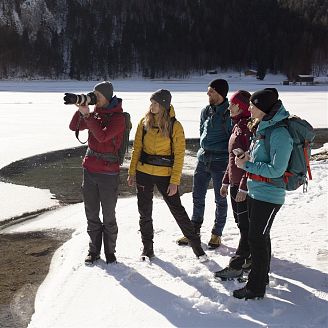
222, 116, 252, 191
69, 98, 125, 174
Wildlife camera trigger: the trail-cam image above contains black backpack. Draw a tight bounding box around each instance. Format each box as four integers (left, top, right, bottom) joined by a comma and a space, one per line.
116, 112, 132, 165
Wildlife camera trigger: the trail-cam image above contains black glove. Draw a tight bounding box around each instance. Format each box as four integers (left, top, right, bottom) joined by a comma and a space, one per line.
64, 93, 78, 105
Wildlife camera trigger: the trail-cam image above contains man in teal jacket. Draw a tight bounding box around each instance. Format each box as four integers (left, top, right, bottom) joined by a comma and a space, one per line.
177, 79, 232, 248
234, 88, 293, 300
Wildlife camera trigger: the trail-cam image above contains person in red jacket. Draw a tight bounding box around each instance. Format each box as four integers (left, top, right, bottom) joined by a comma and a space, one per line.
215, 90, 252, 280
69, 81, 125, 265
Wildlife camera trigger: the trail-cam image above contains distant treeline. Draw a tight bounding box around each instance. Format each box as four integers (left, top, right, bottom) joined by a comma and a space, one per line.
0, 0, 327, 80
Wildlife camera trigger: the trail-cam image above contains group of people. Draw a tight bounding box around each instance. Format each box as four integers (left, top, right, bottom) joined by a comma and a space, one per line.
69, 79, 293, 300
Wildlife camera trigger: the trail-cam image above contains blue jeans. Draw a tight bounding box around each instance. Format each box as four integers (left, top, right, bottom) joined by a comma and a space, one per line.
192, 160, 228, 236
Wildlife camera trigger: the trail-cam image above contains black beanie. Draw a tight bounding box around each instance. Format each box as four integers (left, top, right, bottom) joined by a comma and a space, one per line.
250, 88, 279, 114
208, 79, 229, 98
94, 81, 113, 101
150, 89, 172, 110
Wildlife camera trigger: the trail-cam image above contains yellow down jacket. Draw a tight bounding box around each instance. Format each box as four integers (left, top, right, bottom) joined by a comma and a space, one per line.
128, 105, 185, 185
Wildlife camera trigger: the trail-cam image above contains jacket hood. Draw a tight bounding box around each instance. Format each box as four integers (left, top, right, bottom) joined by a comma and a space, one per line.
168, 104, 176, 118
257, 100, 290, 133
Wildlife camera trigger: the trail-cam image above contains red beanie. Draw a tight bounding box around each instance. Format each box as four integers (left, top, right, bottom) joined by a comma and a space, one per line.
230, 90, 251, 116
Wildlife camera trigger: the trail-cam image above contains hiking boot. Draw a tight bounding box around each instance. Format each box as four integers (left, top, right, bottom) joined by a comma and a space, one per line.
214, 267, 243, 280
141, 247, 155, 259
84, 252, 100, 265
106, 253, 117, 264
177, 223, 201, 246
208, 234, 221, 249
177, 235, 189, 245
233, 286, 264, 300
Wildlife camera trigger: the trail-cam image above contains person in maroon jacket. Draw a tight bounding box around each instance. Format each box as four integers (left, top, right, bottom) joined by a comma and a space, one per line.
69, 81, 125, 265
215, 90, 253, 280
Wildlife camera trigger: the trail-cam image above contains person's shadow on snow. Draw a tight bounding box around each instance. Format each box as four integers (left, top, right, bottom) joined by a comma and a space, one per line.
97, 253, 328, 327
98, 260, 250, 327
204, 244, 328, 326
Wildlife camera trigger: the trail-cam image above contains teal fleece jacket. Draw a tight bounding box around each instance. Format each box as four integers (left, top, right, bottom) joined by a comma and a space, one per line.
244, 102, 293, 205
197, 99, 232, 162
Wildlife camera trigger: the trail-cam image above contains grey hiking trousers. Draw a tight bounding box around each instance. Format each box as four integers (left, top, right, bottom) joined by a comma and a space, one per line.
82, 169, 119, 257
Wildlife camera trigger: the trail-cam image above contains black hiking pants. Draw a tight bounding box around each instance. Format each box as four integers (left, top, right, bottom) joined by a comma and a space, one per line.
136, 171, 205, 257
246, 196, 281, 295
228, 185, 250, 270
82, 169, 119, 257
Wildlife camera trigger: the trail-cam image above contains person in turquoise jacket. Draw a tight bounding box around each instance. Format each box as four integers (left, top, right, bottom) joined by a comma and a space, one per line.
234, 88, 293, 300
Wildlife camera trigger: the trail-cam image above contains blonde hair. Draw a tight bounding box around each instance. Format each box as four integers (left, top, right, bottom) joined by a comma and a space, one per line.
143, 105, 171, 137
247, 117, 261, 133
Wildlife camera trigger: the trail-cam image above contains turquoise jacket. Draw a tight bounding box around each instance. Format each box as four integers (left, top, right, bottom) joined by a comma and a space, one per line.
197, 99, 232, 163
244, 102, 293, 205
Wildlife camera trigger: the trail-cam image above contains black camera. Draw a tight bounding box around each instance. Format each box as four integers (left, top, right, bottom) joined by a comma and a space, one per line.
63, 92, 97, 106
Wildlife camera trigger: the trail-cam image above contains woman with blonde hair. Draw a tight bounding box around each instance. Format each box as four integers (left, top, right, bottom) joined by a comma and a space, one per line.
127, 89, 207, 261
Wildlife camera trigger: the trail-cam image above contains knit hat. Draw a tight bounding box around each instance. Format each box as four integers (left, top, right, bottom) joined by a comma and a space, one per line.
208, 79, 229, 98
230, 90, 251, 116
150, 89, 172, 110
250, 88, 279, 114
94, 81, 113, 101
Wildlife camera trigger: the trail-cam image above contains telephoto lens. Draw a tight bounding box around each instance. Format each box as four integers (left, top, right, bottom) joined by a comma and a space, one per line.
63, 92, 97, 106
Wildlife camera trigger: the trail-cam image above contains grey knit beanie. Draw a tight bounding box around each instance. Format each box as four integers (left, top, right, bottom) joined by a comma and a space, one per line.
94, 81, 113, 101
150, 89, 172, 110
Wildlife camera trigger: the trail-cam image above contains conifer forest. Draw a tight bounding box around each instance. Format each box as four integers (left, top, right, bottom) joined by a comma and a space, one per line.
0, 0, 327, 80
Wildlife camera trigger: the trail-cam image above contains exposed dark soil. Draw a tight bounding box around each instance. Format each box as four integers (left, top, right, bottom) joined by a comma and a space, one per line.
0, 230, 73, 328
0, 130, 326, 328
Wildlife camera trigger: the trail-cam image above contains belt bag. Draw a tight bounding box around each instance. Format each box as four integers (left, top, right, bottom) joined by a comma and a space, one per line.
140, 150, 174, 167
86, 147, 119, 163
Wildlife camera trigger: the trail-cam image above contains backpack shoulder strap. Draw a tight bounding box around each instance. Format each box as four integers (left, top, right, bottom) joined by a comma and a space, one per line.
142, 118, 147, 145
169, 117, 177, 137
169, 117, 177, 156
263, 118, 289, 154
221, 108, 231, 136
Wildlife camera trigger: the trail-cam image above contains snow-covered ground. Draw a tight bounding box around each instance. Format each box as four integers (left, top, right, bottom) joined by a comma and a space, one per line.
0, 74, 328, 327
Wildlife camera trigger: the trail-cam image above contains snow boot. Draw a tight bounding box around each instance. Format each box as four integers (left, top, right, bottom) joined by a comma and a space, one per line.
141, 245, 155, 260
214, 267, 243, 280
106, 253, 117, 264
208, 234, 221, 249
84, 252, 100, 265
232, 286, 264, 300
